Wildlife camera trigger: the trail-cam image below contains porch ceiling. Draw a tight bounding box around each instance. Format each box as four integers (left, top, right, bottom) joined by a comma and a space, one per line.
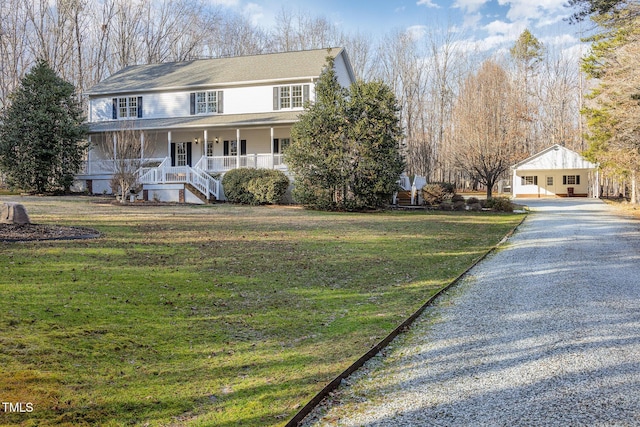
88, 111, 300, 133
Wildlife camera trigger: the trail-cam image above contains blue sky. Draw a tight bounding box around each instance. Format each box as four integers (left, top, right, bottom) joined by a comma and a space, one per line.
213, 0, 587, 55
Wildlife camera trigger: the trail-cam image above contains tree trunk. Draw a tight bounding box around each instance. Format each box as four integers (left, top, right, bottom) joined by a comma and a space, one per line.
632, 170, 637, 204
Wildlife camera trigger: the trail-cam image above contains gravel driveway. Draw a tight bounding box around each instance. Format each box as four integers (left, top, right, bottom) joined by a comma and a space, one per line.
301, 199, 640, 426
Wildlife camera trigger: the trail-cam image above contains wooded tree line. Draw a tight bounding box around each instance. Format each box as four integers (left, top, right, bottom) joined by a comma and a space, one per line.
578, 0, 640, 201
1, 0, 591, 190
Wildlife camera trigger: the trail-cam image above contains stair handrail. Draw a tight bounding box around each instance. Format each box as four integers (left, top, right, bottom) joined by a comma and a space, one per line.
187, 166, 220, 200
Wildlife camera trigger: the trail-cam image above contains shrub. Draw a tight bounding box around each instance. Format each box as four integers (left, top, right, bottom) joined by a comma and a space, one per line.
422, 182, 455, 206
246, 170, 290, 204
466, 196, 479, 205
222, 169, 260, 204
451, 194, 465, 203
438, 201, 453, 211
453, 200, 466, 211
222, 168, 289, 205
485, 196, 514, 212
468, 202, 483, 212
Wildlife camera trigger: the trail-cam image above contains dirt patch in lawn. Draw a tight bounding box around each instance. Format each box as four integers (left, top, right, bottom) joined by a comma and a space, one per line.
0, 223, 100, 242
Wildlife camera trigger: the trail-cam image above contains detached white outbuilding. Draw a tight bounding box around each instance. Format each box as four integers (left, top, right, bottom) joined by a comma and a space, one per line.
512, 145, 599, 198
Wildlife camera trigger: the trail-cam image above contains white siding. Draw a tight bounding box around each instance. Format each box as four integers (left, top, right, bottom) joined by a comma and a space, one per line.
226, 86, 274, 114
333, 52, 354, 87
90, 98, 114, 122
88, 83, 315, 122
148, 93, 191, 118
513, 169, 592, 197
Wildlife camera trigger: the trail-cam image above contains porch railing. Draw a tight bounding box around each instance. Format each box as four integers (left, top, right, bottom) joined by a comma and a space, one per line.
138, 159, 220, 200
81, 154, 286, 175
79, 158, 166, 175
199, 154, 286, 172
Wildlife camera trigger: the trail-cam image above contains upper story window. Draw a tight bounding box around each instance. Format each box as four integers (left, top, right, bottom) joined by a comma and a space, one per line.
112, 96, 142, 119
197, 91, 217, 113
190, 90, 223, 115
273, 84, 309, 110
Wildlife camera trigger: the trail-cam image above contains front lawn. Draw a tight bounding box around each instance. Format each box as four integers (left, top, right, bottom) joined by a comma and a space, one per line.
0, 197, 523, 426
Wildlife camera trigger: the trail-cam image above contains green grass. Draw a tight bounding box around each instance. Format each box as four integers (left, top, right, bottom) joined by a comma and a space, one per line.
0, 196, 523, 426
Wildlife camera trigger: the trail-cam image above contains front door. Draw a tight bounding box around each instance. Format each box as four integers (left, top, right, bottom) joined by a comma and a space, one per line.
545, 176, 555, 196
170, 142, 192, 167
223, 140, 247, 168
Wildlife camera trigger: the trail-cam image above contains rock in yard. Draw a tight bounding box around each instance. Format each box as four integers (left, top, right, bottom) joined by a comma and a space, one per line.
1, 202, 31, 225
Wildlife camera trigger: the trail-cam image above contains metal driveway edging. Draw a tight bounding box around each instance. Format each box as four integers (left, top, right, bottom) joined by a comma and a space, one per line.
286, 213, 528, 426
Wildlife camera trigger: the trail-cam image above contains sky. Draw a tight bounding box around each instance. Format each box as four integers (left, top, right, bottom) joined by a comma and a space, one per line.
213, 0, 589, 56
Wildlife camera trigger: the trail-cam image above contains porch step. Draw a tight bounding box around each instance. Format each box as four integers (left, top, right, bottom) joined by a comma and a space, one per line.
395, 190, 413, 206
185, 183, 217, 204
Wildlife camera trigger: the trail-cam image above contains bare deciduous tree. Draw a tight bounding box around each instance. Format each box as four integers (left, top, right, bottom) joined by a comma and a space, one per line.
101, 125, 154, 203
449, 60, 525, 198
271, 8, 347, 53
538, 49, 583, 151
374, 30, 428, 177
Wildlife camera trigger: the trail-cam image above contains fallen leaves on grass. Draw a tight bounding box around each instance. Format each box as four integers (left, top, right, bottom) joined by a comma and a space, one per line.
0, 223, 100, 241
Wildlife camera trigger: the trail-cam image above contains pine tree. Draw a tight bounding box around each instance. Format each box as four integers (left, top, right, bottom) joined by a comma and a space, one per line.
0, 60, 88, 193
581, 6, 640, 201
286, 55, 404, 210
510, 29, 544, 154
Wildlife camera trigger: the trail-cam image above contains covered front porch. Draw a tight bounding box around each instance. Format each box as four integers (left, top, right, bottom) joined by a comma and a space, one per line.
82, 127, 291, 175
77, 113, 296, 201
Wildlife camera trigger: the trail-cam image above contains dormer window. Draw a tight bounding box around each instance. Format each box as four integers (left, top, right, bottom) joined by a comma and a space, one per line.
190, 90, 223, 115
274, 84, 309, 110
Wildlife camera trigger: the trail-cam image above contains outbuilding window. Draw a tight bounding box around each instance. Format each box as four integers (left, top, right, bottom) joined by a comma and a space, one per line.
563, 175, 580, 185
521, 176, 538, 185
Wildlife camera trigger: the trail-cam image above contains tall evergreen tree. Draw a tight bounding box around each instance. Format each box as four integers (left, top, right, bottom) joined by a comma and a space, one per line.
286, 55, 404, 210
510, 29, 544, 154
581, 4, 640, 201
0, 60, 88, 193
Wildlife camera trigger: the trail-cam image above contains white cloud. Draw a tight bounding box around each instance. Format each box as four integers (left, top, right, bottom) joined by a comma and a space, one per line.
536, 13, 570, 27
541, 33, 579, 46
208, 0, 240, 7
484, 19, 525, 37
462, 12, 483, 29
561, 43, 587, 62
498, 0, 568, 27
453, 0, 489, 14
406, 25, 428, 41
243, 2, 264, 27
416, 0, 440, 8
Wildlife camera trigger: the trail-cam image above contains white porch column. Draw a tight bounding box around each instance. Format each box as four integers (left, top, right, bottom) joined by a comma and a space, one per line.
236, 128, 241, 167
270, 127, 274, 169
112, 133, 117, 160
167, 131, 172, 161
140, 132, 145, 161
87, 136, 92, 174
512, 168, 518, 198
203, 130, 208, 159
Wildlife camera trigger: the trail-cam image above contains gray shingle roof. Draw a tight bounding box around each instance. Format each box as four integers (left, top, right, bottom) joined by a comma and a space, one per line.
86, 48, 346, 96
88, 111, 301, 133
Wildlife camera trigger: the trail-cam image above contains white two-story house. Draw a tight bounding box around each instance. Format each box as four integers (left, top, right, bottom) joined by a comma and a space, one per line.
77, 48, 356, 203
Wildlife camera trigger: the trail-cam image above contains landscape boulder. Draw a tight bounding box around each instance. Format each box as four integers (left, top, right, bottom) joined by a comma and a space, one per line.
1, 202, 31, 225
